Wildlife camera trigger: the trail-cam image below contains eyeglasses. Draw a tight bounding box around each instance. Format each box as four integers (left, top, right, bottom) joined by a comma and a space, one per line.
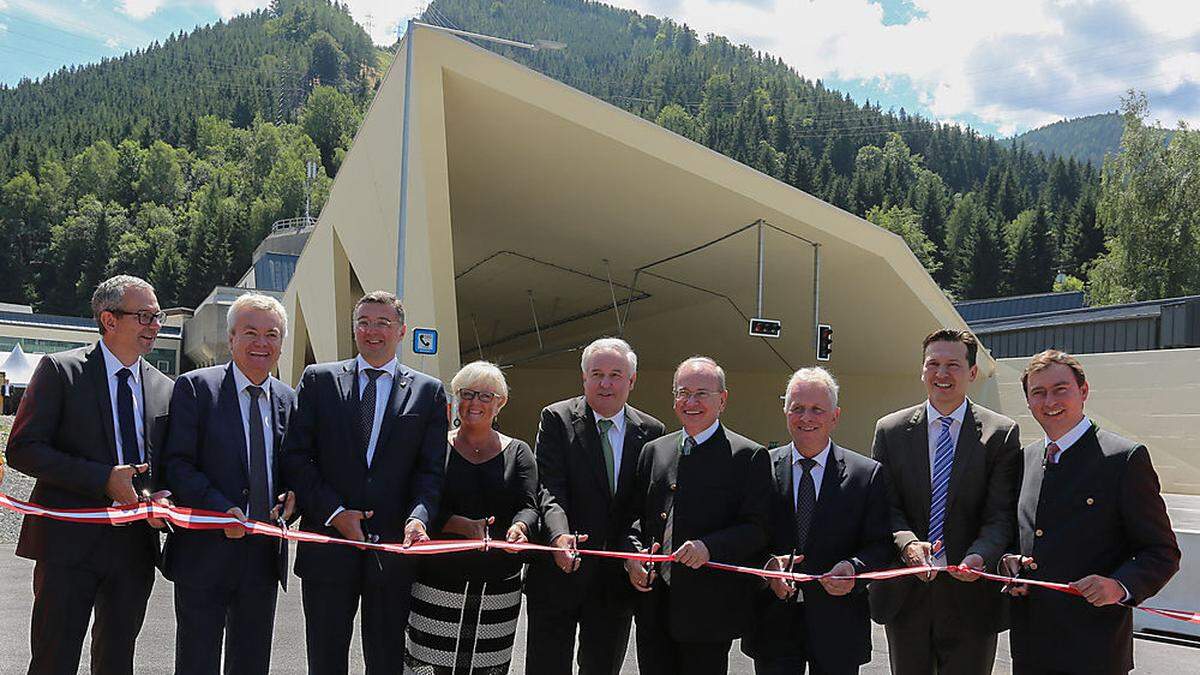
673, 388, 718, 402
354, 318, 394, 331
458, 389, 499, 403
109, 309, 166, 326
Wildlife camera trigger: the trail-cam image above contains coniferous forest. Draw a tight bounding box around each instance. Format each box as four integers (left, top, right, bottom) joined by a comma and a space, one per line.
0, 0, 1196, 317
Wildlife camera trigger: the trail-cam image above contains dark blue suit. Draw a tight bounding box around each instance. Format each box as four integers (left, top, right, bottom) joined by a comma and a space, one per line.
280, 358, 448, 675
161, 363, 296, 675
740, 443, 893, 675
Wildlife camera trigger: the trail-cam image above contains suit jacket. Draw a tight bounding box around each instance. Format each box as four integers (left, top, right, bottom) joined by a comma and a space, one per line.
279, 358, 448, 581
7, 342, 172, 565
626, 424, 771, 643
868, 400, 1021, 634
741, 443, 892, 668
1010, 425, 1180, 673
525, 396, 665, 608
160, 363, 296, 588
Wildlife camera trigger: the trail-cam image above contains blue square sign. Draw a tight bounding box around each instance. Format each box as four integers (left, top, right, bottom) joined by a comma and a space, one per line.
412, 328, 438, 355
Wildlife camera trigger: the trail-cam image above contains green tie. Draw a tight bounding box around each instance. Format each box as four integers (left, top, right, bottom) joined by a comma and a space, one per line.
597, 418, 617, 495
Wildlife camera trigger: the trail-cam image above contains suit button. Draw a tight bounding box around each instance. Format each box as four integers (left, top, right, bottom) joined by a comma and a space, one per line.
1086, 497, 1094, 505
1029, 562, 1038, 571
660, 512, 667, 520
669, 483, 677, 491
1035, 529, 1043, 537
241, 488, 249, 497
367, 477, 373, 485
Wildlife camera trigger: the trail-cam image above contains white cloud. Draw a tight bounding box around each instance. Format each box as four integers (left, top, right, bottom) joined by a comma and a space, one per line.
603, 0, 1200, 133
117, 0, 165, 19
105, 36, 120, 49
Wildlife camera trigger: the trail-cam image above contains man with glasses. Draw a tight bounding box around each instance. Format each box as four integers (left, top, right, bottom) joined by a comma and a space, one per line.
524, 338, 665, 674
8, 274, 174, 674
624, 356, 771, 674
281, 291, 448, 674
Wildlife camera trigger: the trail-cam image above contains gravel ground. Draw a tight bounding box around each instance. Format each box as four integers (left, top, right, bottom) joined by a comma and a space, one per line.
0, 415, 35, 544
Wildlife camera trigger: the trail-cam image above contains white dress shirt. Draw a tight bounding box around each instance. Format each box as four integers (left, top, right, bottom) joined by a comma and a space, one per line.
593, 408, 627, 488
926, 398, 968, 482
357, 354, 397, 468
98, 339, 145, 465
789, 441, 831, 508
685, 419, 721, 448
1043, 415, 1093, 464
231, 362, 275, 501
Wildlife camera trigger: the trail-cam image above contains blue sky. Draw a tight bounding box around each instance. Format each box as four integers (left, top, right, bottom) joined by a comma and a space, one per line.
2, 0, 1198, 137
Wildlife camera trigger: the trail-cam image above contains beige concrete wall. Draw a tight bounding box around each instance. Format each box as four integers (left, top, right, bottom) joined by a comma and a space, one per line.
993, 348, 1200, 495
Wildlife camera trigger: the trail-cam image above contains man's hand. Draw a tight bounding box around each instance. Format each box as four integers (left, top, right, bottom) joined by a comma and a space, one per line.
820, 560, 856, 596
403, 518, 429, 548
674, 540, 710, 569
765, 554, 801, 600
1070, 575, 1126, 607
269, 491, 296, 523
551, 533, 588, 573
224, 507, 247, 539
504, 521, 529, 553
902, 540, 936, 581
1000, 554, 1033, 596
330, 509, 373, 543
106, 463, 150, 505
948, 553, 985, 582
625, 542, 660, 592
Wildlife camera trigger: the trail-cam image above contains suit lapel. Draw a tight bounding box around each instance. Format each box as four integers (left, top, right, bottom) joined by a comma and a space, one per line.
572, 400, 612, 503
335, 360, 365, 468
219, 364, 250, 483
86, 343, 119, 464
773, 449, 795, 549
906, 405, 932, 532
270, 379, 290, 477
373, 366, 413, 462
947, 404, 984, 510
139, 361, 170, 473
617, 406, 645, 499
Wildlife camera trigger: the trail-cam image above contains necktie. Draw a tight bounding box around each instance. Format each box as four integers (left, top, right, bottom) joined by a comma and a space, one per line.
246, 385, 271, 520
1045, 441, 1062, 465
359, 368, 385, 463
928, 416, 955, 554
597, 418, 617, 495
794, 457, 817, 552
661, 436, 695, 585
115, 368, 141, 465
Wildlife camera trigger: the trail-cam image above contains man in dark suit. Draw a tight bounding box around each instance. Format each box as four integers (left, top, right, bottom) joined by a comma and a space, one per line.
1003, 349, 1179, 675
280, 290, 447, 675
161, 293, 298, 675
869, 328, 1021, 674
524, 338, 665, 675
741, 367, 892, 675
7, 275, 173, 675
624, 356, 771, 674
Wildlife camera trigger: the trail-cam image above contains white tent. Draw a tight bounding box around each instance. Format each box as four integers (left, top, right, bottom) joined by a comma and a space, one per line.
0, 343, 45, 388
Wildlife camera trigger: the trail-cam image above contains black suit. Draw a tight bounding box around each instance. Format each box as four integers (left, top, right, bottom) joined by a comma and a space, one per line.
1010, 424, 1180, 675
741, 443, 892, 675
869, 401, 1021, 675
627, 424, 771, 674
280, 358, 447, 675
524, 397, 665, 675
161, 363, 296, 675
7, 342, 171, 675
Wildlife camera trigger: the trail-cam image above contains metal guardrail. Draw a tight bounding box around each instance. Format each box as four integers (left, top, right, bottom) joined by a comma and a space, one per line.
270, 216, 317, 232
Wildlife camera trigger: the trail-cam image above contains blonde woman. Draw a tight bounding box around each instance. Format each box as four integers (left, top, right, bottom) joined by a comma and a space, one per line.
405, 361, 538, 674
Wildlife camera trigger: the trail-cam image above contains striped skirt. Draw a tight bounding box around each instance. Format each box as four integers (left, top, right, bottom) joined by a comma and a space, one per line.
404, 573, 522, 675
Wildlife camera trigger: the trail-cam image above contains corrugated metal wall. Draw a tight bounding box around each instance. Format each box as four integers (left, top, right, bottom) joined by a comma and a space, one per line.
982, 317, 1160, 358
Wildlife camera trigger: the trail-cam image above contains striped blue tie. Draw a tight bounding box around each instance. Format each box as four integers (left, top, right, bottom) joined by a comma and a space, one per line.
928, 416, 955, 553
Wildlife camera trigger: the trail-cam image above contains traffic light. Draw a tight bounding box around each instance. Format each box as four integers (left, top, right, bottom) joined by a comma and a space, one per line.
749, 317, 782, 339
816, 324, 833, 361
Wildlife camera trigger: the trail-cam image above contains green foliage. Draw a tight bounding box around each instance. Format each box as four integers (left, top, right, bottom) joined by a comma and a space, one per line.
300, 86, 360, 174
1090, 92, 1200, 303
1010, 112, 1152, 168
1053, 274, 1084, 293
865, 205, 940, 275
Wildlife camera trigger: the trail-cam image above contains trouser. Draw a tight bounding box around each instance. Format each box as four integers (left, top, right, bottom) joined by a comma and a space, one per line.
634, 586, 732, 675
300, 556, 414, 675
28, 529, 154, 675
753, 655, 858, 675
883, 580, 997, 675
174, 577, 278, 674
525, 573, 633, 675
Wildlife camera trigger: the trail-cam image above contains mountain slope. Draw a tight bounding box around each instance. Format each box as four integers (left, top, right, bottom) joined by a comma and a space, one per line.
1009, 112, 1123, 166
